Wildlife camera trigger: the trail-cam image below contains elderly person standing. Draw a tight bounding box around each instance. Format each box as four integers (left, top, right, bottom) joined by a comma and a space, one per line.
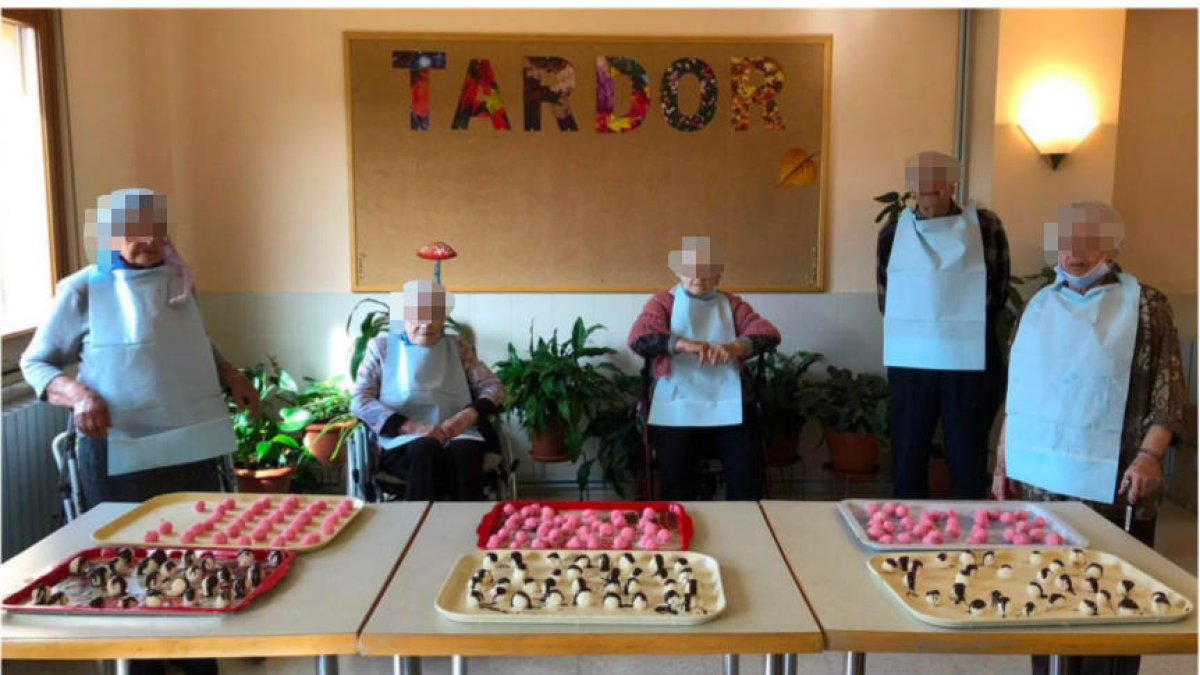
878, 152, 1010, 498
994, 201, 1186, 675
20, 189, 257, 675
628, 236, 781, 501
20, 188, 258, 507
351, 280, 506, 501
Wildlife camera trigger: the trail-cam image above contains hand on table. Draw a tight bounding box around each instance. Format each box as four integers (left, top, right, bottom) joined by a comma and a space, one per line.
1118, 453, 1164, 505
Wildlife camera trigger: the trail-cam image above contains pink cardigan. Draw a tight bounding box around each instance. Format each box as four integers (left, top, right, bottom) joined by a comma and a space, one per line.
627, 289, 781, 378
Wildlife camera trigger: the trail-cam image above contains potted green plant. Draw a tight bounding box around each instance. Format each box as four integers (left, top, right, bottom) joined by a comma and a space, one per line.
494, 318, 621, 463
804, 365, 890, 474
279, 376, 357, 466
581, 370, 644, 497
759, 350, 824, 463
228, 358, 317, 493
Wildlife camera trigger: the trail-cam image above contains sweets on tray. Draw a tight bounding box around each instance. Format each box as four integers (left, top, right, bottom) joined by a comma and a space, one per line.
437, 548, 726, 624
91, 492, 362, 551
868, 547, 1193, 627
4, 546, 294, 615
839, 500, 1087, 549
476, 502, 693, 551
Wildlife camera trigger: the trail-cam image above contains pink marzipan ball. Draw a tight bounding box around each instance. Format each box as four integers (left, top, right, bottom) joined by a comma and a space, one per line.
302, 533, 321, 546
502, 503, 517, 515
158, 520, 174, 535
867, 526, 884, 540
865, 502, 881, 515
639, 537, 659, 550
643, 522, 660, 536
599, 523, 614, 537
1046, 533, 1065, 546
486, 535, 502, 549
213, 532, 229, 545
566, 537, 582, 550
894, 505, 909, 518
656, 529, 672, 544
237, 536, 253, 546
878, 534, 894, 544
145, 530, 161, 543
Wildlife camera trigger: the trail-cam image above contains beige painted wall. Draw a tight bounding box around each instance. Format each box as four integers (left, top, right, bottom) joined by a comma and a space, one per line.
60, 8, 960, 294
987, 9, 1128, 279
1113, 9, 1198, 295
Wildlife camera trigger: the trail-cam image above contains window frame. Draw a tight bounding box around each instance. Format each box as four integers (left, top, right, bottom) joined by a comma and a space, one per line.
1, 9, 72, 382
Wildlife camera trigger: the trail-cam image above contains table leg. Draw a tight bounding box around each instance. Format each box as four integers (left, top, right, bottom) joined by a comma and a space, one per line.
1048, 655, 1066, 675
114, 660, 131, 675
723, 654, 739, 675
764, 654, 782, 675
394, 655, 422, 675
315, 654, 339, 675
451, 655, 468, 675
782, 653, 797, 675
844, 651, 865, 675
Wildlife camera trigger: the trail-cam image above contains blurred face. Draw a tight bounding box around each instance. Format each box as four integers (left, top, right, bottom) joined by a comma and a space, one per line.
404, 304, 447, 346
913, 180, 956, 219
678, 266, 721, 297
112, 208, 166, 267
1056, 220, 1113, 277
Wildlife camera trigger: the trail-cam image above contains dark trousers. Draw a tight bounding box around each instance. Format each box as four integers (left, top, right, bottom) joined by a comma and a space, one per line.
74, 435, 222, 675
650, 421, 763, 501
74, 435, 223, 511
1031, 515, 1157, 675
380, 436, 485, 501
888, 359, 1004, 499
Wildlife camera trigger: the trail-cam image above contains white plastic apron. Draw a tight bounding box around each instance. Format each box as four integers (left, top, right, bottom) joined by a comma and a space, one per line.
1005, 273, 1141, 504
80, 267, 235, 476
884, 204, 987, 371
378, 323, 481, 449
648, 286, 743, 428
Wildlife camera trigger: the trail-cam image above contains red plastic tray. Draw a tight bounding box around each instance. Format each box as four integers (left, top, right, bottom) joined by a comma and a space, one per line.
475, 501, 694, 551
2, 546, 295, 616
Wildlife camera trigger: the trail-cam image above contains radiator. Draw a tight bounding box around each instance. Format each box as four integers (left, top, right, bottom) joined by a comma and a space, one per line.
2, 400, 69, 561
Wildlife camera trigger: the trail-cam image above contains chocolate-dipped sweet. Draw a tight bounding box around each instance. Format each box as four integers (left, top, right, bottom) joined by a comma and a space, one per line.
1151, 591, 1171, 614
117, 546, 135, 565
1069, 548, 1086, 566
199, 554, 217, 573
119, 596, 139, 609
1117, 598, 1139, 616
573, 554, 591, 569
144, 590, 165, 608
201, 575, 219, 598
951, 582, 967, 605
995, 596, 1012, 618
602, 592, 621, 610
547, 552, 563, 568
511, 591, 531, 611
508, 551, 524, 567
1084, 563, 1104, 580
1048, 593, 1066, 608
137, 557, 159, 577
1077, 599, 1098, 616
182, 550, 198, 567
88, 567, 109, 588
934, 552, 950, 569
902, 569, 918, 596
1022, 602, 1037, 617
544, 589, 565, 608
233, 578, 248, 600
881, 558, 898, 573
1027, 582, 1045, 600
624, 578, 641, 596
1028, 550, 1044, 566
148, 549, 168, 565
216, 566, 233, 584
181, 588, 198, 608
236, 549, 255, 568
162, 577, 188, 597
46, 590, 68, 606
246, 562, 263, 588
214, 590, 232, 609
632, 592, 648, 610
597, 553, 610, 572
924, 590, 941, 606
997, 564, 1013, 580
68, 556, 88, 576
466, 591, 484, 608
268, 550, 285, 568
1056, 574, 1074, 595
88, 596, 106, 608
29, 585, 51, 605
968, 599, 987, 616
574, 589, 594, 608
1082, 577, 1100, 594
618, 552, 635, 572
673, 557, 690, 575
981, 551, 996, 567
481, 552, 498, 570
185, 566, 205, 584
1095, 590, 1111, 609
106, 576, 128, 598
1118, 579, 1135, 597
565, 565, 583, 581
159, 560, 179, 578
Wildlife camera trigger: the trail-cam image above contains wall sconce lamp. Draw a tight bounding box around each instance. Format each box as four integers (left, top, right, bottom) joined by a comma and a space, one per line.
1017, 77, 1099, 170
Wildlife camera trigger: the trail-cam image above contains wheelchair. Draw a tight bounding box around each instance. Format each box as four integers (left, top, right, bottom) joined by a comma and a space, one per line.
347, 410, 518, 503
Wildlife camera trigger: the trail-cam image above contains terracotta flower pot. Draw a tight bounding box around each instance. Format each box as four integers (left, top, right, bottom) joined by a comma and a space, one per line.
303, 422, 352, 466
765, 422, 802, 465
824, 424, 879, 474
530, 423, 570, 463
234, 466, 294, 494
929, 455, 953, 497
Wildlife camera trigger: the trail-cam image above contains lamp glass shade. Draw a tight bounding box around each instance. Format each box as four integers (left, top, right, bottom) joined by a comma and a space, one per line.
1016, 77, 1099, 156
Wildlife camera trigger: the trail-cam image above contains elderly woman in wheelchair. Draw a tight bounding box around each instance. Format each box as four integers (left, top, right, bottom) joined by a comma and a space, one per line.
628, 236, 781, 501
351, 280, 506, 501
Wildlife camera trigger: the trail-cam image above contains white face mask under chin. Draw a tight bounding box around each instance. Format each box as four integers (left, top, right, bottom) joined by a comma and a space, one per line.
1056, 260, 1112, 290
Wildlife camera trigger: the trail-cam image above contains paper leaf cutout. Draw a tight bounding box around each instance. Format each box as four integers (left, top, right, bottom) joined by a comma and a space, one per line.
778, 148, 820, 187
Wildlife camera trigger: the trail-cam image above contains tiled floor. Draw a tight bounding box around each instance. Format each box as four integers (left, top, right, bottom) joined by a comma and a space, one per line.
5, 503, 1196, 675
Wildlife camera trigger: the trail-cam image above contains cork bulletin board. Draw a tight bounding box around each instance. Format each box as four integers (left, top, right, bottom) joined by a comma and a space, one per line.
345, 33, 831, 292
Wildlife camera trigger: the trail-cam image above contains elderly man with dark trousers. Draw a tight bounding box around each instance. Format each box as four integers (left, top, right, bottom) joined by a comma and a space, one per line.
20, 188, 259, 675
877, 152, 1010, 499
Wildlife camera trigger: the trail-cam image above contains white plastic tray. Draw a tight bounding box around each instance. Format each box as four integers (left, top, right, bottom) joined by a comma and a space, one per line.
435, 549, 726, 625
867, 547, 1193, 628
838, 499, 1089, 551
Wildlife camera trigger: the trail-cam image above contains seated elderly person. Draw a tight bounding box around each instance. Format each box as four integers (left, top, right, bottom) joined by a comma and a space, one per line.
993, 201, 1187, 675
351, 280, 505, 501
20, 188, 258, 507
628, 236, 781, 501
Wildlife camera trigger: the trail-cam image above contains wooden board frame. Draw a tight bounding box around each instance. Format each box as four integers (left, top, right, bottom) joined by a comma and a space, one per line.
343, 32, 832, 294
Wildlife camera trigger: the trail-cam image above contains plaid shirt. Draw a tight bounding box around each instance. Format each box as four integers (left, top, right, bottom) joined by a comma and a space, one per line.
876, 202, 1012, 320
